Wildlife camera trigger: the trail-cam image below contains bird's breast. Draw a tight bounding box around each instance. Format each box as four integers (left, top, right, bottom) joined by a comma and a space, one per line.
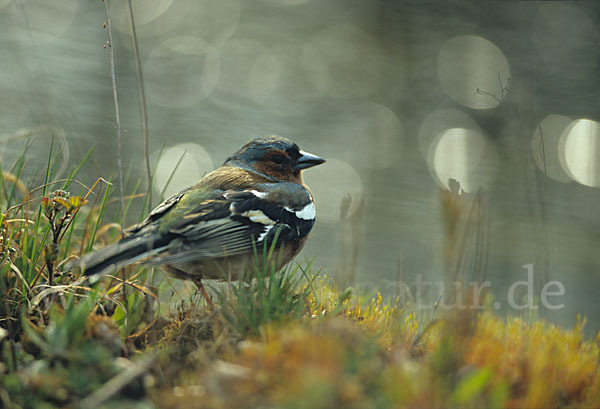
165, 237, 308, 281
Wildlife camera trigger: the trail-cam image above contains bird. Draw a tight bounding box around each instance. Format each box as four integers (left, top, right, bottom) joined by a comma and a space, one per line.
69, 136, 325, 302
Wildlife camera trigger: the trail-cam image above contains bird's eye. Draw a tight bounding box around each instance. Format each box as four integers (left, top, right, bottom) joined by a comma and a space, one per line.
271, 155, 285, 165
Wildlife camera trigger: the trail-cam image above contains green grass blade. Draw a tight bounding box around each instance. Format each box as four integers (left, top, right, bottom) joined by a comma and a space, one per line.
123, 179, 141, 222
87, 175, 113, 253
140, 141, 167, 222
159, 149, 187, 201
41, 134, 54, 198
0, 162, 9, 207
62, 144, 95, 190
26, 225, 50, 285
61, 212, 78, 259
6, 150, 26, 208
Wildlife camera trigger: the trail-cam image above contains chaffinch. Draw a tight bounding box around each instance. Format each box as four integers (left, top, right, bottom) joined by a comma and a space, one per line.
72, 136, 325, 297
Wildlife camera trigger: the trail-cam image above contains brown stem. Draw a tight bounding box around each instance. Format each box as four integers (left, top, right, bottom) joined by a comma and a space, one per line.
102, 0, 129, 322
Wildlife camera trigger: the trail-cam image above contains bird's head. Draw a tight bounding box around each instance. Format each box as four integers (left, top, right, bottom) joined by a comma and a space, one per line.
225, 136, 325, 183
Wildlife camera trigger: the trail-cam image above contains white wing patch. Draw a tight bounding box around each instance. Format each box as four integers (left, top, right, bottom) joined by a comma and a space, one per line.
240, 209, 276, 225
286, 202, 315, 221
250, 190, 267, 198
257, 225, 274, 242
228, 191, 276, 227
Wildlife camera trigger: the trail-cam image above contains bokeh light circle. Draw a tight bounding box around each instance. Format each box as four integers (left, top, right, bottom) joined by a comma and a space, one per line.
428, 128, 493, 193
301, 24, 386, 98
302, 158, 363, 223
153, 143, 213, 198
418, 108, 482, 159
116, 0, 240, 54
211, 23, 322, 117
115, 0, 190, 46
358, 103, 403, 169
437, 35, 510, 109
164, 0, 240, 52
145, 37, 220, 108
559, 119, 600, 187
121, 0, 174, 26
531, 115, 572, 183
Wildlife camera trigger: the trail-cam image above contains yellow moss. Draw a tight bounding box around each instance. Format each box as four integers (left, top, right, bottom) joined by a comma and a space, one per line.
147, 278, 600, 409
465, 312, 600, 409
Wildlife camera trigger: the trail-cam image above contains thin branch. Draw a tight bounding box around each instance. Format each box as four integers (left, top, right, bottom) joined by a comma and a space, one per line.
4, 178, 102, 215
126, 0, 152, 213
474, 72, 511, 104
102, 0, 128, 315
102, 0, 125, 233
537, 123, 548, 175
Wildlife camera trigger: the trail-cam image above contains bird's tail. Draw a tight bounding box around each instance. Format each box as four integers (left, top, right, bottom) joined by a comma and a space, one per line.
67, 228, 166, 282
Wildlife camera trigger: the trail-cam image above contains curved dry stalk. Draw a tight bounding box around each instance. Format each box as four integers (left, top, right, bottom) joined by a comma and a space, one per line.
4, 177, 106, 218
95, 222, 122, 242
1, 171, 28, 198
104, 273, 161, 340
59, 177, 112, 243
29, 282, 126, 314
106, 192, 146, 208
4, 218, 35, 226
105, 268, 152, 295
7, 260, 32, 293
56, 254, 79, 270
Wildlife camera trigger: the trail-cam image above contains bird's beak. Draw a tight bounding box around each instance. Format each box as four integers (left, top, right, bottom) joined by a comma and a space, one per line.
294, 150, 326, 171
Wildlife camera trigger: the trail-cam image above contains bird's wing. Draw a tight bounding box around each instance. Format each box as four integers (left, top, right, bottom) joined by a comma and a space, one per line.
124, 186, 195, 235
148, 187, 315, 265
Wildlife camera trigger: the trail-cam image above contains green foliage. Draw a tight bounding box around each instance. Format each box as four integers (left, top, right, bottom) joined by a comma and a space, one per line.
0, 144, 95, 340
0, 141, 153, 408
112, 286, 147, 337
24, 295, 96, 358
212, 241, 316, 337
1, 296, 123, 408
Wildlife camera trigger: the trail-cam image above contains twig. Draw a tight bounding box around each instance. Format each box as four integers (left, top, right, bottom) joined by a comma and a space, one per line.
537, 123, 548, 175
102, 0, 125, 234
58, 177, 112, 242
3, 177, 104, 221
102, 0, 128, 316
474, 72, 511, 104
126, 0, 152, 213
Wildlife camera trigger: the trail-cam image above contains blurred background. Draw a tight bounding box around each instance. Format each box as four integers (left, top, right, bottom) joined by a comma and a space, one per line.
1, 1, 599, 330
